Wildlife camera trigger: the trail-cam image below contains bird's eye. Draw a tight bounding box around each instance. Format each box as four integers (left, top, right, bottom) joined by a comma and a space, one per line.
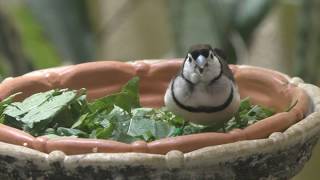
188, 57, 192, 63
210, 53, 214, 59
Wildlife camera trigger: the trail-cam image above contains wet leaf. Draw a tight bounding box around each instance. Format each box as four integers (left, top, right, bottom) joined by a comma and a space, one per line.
2, 89, 83, 136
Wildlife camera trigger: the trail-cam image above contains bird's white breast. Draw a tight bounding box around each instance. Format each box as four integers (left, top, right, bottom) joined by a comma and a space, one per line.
164, 75, 240, 126
173, 76, 232, 107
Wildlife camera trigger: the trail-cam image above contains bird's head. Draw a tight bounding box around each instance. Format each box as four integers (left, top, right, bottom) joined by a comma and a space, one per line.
182, 44, 226, 84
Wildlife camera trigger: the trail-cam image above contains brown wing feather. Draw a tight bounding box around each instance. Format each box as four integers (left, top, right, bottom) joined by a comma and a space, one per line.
213, 48, 234, 82
221, 60, 234, 81
218, 56, 235, 82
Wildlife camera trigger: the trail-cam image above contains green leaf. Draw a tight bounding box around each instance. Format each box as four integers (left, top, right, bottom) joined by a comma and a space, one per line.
44, 128, 56, 135
0, 92, 21, 114
120, 76, 140, 108
52, 89, 88, 128
181, 123, 207, 135
89, 126, 113, 139
0, 93, 21, 124
56, 127, 88, 138
127, 108, 176, 141
88, 77, 140, 113
149, 107, 185, 127
170, 127, 184, 137
238, 97, 251, 112
21, 90, 76, 127
224, 97, 275, 131
71, 113, 88, 129
3, 89, 79, 136
154, 121, 176, 138
141, 131, 156, 142
127, 118, 154, 138
4, 90, 55, 118
104, 106, 135, 143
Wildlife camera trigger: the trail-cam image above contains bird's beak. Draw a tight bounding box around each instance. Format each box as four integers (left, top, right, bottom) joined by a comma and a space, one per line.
196, 55, 207, 73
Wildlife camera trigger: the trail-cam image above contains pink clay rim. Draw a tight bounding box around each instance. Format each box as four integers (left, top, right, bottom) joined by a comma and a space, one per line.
0, 60, 310, 155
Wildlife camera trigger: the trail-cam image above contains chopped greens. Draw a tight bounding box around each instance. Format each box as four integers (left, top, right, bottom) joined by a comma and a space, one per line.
0, 77, 275, 143
224, 97, 275, 132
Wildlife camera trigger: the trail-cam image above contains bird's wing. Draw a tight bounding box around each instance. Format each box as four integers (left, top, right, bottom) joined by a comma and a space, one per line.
213, 48, 234, 82
220, 59, 235, 82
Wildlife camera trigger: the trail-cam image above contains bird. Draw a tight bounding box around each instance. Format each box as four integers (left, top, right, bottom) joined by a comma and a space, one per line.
164, 44, 240, 126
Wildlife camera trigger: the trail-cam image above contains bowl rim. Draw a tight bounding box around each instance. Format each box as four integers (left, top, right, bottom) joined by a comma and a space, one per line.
0, 60, 314, 155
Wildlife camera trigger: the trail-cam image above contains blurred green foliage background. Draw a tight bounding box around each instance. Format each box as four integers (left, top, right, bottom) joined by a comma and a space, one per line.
0, 0, 319, 179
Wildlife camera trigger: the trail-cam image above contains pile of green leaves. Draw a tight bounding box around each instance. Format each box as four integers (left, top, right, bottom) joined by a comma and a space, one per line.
0, 77, 275, 143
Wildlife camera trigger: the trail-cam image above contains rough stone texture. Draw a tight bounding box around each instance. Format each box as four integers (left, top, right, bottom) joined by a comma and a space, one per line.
0, 134, 318, 180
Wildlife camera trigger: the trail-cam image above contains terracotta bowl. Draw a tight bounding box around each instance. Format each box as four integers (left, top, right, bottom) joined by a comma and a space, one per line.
0, 60, 319, 179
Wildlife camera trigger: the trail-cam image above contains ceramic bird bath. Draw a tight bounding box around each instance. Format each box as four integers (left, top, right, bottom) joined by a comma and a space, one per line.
0, 60, 319, 179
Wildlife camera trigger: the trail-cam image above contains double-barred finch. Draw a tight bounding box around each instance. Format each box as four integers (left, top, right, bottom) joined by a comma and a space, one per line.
164, 44, 240, 126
